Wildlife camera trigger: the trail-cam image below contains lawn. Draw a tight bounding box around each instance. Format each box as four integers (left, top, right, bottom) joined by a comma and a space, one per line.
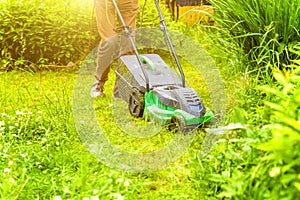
1, 0, 299, 199
0, 68, 227, 199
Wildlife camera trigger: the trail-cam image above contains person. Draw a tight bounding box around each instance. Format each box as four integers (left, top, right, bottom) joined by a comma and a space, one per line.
91, 0, 139, 98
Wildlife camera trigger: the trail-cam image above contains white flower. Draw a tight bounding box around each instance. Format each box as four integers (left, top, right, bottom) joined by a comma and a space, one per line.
116, 177, 124, 183
269, 167, 280, 177
55, 141, 60, 146
9, 177, 15, 183
16, 111, 24, 115
0, 120, 4, 126
90, 196, 99, 200
53, 196, 62, 200
124, 180, 130, 187
54, 97, 58, 101
82, 197, 89, 200
4, 168, 10, 173
112, 193, 124, 200
8, 160, 13, 166
20, 153, 28, 158
1, 112, 7, 117
37, 110, 42, 114
93, 189, 99, 194
42, 137, 47, 142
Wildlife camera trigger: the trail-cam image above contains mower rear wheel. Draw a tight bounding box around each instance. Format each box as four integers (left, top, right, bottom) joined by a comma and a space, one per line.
128, 90, 144, 118
169, 115, 186, 133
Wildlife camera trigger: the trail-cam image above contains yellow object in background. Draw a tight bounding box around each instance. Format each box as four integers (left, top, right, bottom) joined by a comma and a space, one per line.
165, 0, 214, 25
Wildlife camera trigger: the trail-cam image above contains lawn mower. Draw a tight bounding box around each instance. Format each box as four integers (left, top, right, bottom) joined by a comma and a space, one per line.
114, 0, 214, 132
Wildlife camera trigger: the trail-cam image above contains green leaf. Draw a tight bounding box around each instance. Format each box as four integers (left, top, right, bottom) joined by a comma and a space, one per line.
265, 102, 284, 113
294, 182, 300, 191
280, 174, 296, 185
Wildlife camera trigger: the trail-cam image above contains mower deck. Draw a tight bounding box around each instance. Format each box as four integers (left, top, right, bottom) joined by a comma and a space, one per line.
116, 54, 213, 132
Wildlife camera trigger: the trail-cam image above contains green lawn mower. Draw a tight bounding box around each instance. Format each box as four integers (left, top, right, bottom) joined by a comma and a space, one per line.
114, 0, 214, 132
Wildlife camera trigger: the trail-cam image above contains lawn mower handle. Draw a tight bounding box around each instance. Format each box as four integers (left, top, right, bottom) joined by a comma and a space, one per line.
112, 0, 150, 92
112, 0, 186, 90
154, 0, 186, 87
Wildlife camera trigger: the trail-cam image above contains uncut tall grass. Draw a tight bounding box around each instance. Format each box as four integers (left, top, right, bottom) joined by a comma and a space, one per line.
209, 0, 300, 74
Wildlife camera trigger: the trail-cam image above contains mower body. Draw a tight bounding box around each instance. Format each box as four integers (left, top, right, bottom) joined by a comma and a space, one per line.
116, 54, 213, 131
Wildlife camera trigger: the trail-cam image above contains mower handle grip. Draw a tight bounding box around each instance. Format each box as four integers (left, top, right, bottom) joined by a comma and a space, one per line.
140, 55, 156, 71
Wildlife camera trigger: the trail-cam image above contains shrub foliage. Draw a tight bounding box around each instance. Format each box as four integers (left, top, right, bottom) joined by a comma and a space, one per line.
0, 0, 99, 70
209, 0, 300, 73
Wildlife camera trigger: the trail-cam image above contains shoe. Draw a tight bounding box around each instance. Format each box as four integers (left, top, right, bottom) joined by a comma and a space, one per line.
90, 85, 104, 98
91, 90, 103, 98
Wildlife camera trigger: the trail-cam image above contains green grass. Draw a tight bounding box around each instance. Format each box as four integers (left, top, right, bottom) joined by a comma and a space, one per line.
2, 1, 299, 199
208, 0, 300, 77
0, 70, 227, 199
0, 12, 252, 198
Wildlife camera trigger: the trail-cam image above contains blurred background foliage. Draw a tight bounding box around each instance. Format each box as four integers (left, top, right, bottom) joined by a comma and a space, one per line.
0, 0, 99, 70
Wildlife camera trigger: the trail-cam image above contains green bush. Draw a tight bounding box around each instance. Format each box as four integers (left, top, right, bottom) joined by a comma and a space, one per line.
196, 44, 300, 199
209, 0, 300, 75
0, 0, 99, 70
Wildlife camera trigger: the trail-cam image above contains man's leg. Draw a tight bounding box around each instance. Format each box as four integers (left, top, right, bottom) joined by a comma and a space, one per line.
92, 0, 119, 97
117, 0, 139, 56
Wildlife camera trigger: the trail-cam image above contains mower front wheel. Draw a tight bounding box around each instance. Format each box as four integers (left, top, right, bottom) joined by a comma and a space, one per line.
128, 90, 144, 118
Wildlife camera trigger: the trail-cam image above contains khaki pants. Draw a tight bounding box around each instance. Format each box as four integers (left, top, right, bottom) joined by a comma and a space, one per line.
94, 0, 139, 92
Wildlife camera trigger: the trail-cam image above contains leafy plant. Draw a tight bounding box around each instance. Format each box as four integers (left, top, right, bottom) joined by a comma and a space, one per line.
256, 55, 300, 199
199, 44, 300, 199
208, 0, 300, 76
0, 0, 99, 70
